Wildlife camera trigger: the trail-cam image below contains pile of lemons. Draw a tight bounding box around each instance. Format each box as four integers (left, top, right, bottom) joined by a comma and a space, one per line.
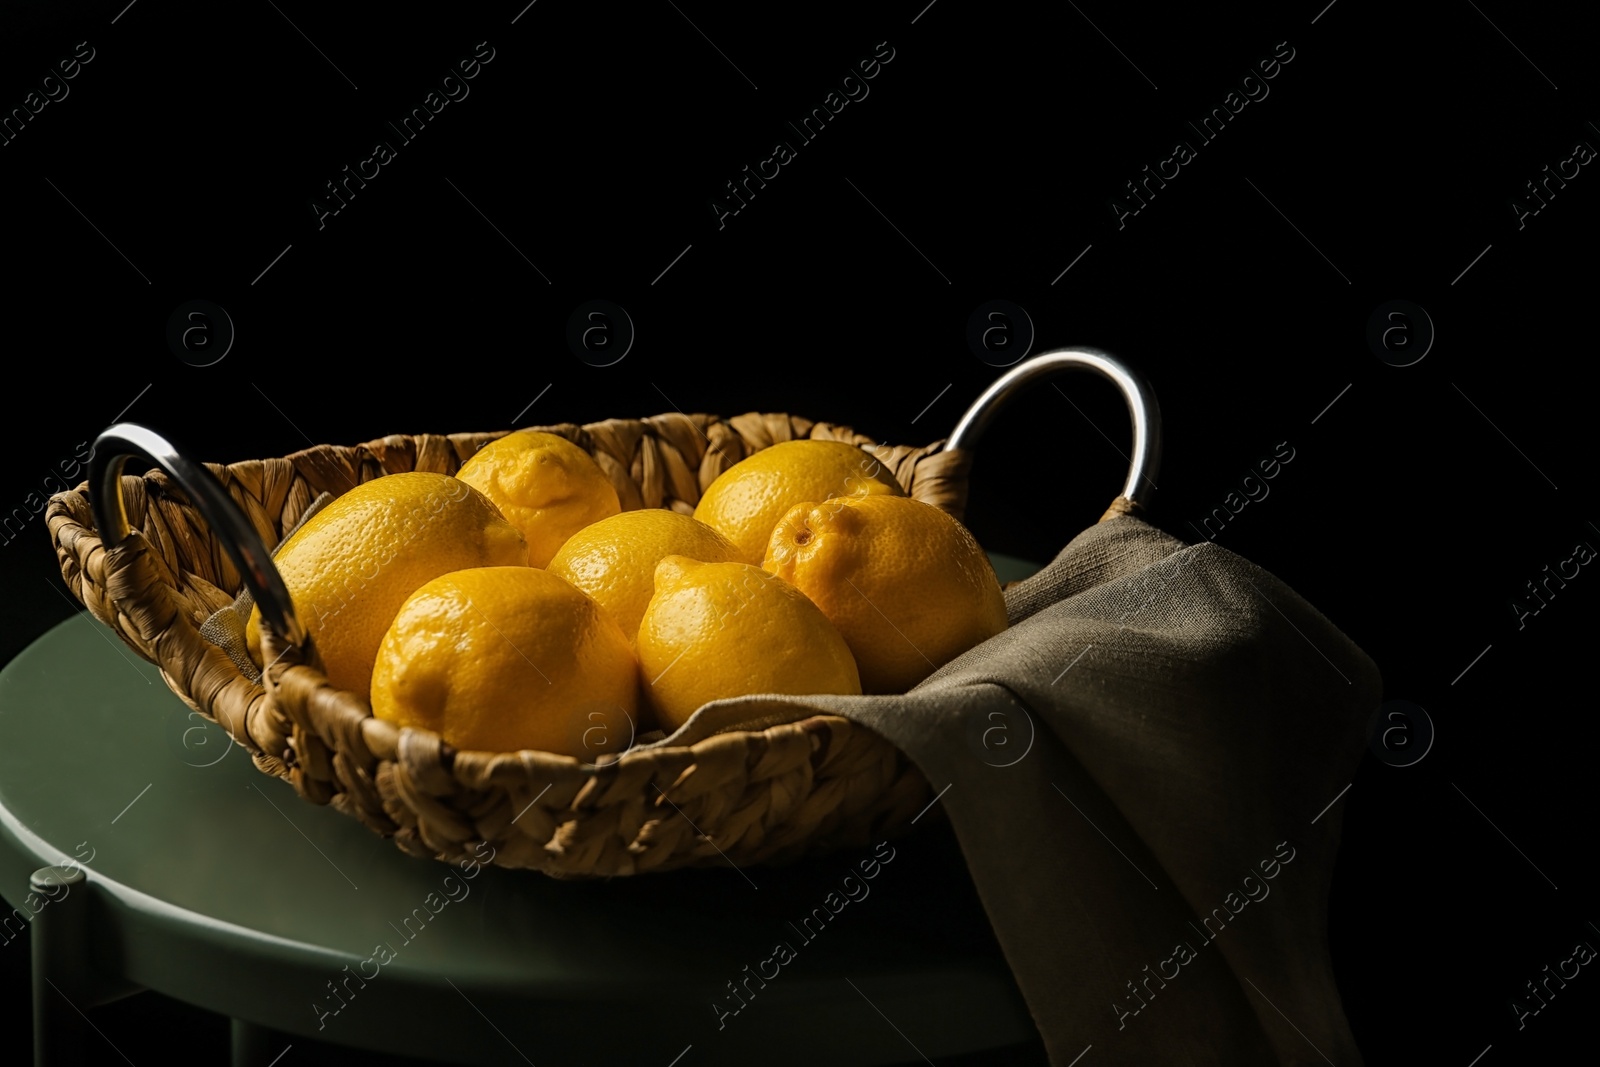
247, 432, 1007, 761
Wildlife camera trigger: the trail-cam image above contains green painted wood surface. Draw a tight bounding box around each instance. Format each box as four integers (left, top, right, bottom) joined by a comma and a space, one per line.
0, 553, 1043, 1065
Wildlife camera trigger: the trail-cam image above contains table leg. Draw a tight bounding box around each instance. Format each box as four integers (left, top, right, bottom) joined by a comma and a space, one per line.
232, 1018, 293, 1067
29, 865, 88, 1067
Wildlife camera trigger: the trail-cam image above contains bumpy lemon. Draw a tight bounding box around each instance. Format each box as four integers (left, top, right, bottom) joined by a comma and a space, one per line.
692, 439, 904, 564
763, 495, 1007, 694
636, 556, 860, 732
547, 509, 749, 642
245, 473, 527, 701
455, 431, 621, 567
371, 567, 639, 758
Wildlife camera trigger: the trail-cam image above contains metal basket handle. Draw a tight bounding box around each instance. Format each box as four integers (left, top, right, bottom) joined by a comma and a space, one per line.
86, 358, 1155, 644
89, 423, 305, 647
944, 347, 1162, 514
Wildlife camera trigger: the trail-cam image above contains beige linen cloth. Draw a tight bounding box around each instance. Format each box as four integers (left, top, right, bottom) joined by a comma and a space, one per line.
653, 514, 1381, 1065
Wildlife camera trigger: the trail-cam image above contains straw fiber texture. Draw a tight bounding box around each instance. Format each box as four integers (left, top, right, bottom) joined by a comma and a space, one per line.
47, 414, 969, 877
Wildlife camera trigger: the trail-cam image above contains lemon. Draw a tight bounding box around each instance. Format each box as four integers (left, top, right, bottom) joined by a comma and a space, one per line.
455, 430, 621, 567
547, 509, 749, 643
636, 556, 860, 732
763, 495, 1007, 694
371, 567, 639, 758
692, 439, 904, 564
245, 473, 527, 701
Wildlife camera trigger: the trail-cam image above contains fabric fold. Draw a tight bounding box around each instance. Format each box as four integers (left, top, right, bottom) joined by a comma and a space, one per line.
648, 515, 1382, 1065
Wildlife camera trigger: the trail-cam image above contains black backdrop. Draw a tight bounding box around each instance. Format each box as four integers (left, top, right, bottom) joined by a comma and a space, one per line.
2, 1, 1597, 1063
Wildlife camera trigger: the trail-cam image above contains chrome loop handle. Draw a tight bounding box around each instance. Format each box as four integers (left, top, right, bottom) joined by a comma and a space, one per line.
89, 423, 305, 646
944, 348, 1162, 511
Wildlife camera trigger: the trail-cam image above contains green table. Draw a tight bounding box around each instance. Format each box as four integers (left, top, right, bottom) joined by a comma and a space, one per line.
1, 553, 1043, 1067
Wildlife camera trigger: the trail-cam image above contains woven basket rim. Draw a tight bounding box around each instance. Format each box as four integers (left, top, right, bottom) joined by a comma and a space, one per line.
46, 412, 959, 875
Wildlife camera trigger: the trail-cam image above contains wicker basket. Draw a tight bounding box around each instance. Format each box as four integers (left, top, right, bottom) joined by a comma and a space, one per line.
46, 350, 1159, 878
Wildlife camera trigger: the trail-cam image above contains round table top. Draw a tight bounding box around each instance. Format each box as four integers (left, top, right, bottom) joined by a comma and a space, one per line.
1, 554, 1042, 1066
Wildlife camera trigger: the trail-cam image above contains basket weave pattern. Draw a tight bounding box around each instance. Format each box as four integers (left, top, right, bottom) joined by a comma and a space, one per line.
47, 413, 971, 877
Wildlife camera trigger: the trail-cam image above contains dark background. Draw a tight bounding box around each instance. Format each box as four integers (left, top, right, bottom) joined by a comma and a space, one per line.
2, 0, 1596, 1063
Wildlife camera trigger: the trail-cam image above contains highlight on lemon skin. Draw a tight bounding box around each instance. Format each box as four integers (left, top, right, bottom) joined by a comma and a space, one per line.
244, 472, 528, 701
547, 508, 749, 644
455, 430, 622, 567
763, 494, 1008, 694
692, 439, 904, 565
635, 555, 861, 733
370, 566, 639, 759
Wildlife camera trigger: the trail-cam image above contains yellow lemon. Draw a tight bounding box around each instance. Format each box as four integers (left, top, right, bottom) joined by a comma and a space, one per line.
635, 556, 860, 732
371, 567, 639, 758
763, 495, 1007, 694
245, 472, 527, 701
547, 509, 749, 643
692, 439, 904, 564
455, 430, 621, 567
